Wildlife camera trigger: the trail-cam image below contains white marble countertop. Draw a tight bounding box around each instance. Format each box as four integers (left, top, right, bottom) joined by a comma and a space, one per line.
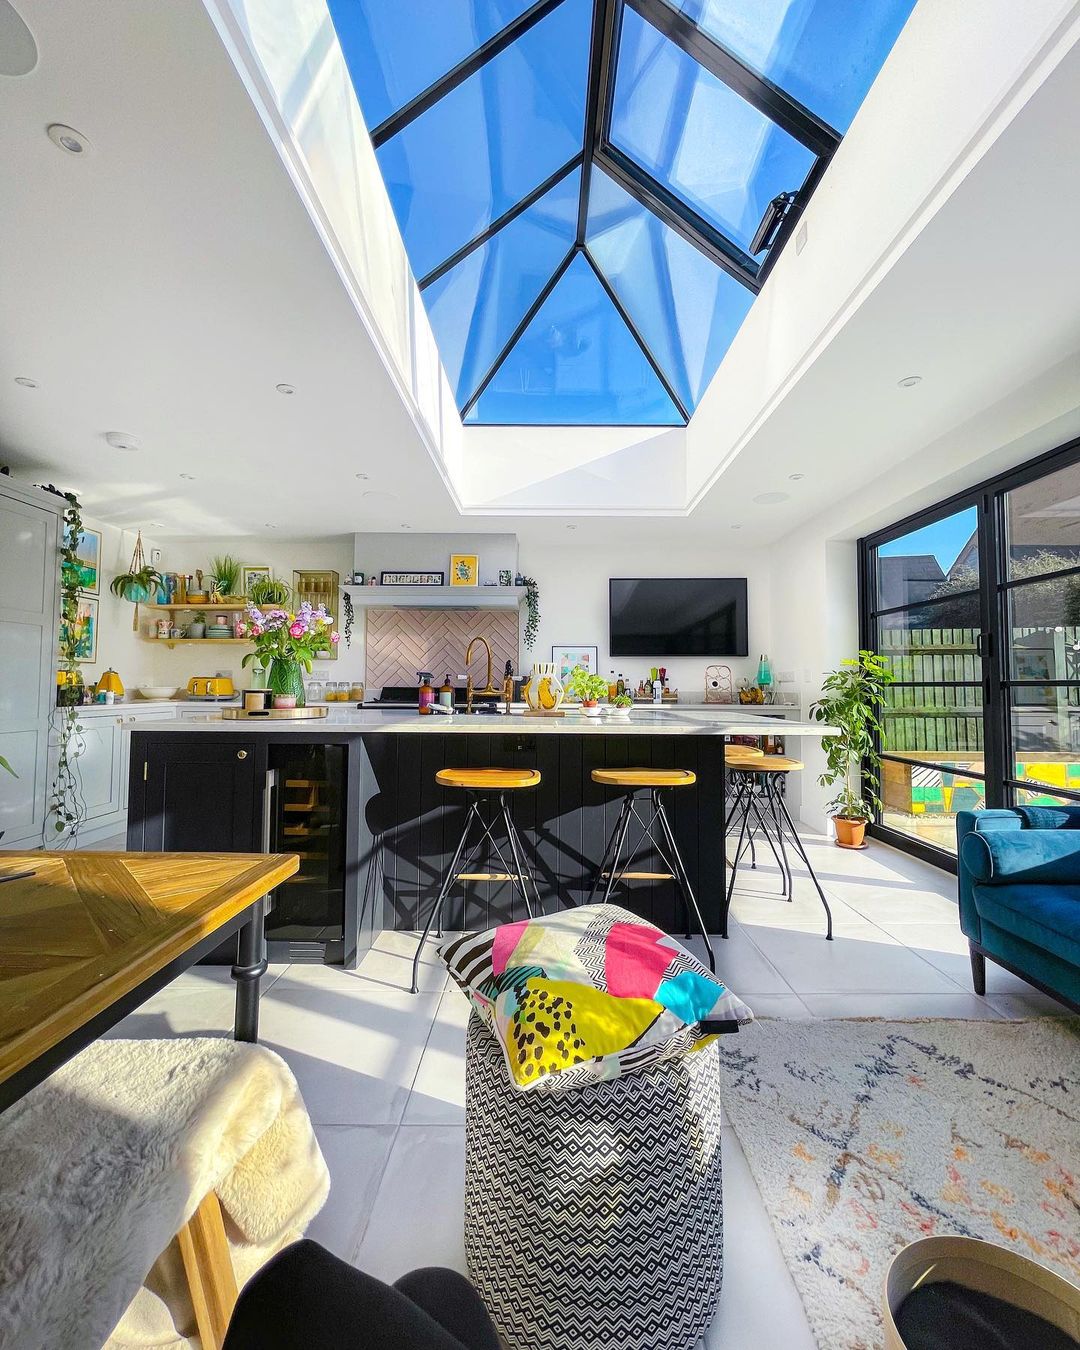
137, 707, 833, 737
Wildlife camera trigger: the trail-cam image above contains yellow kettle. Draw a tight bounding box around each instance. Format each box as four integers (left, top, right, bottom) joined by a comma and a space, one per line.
95, 668, 125, 698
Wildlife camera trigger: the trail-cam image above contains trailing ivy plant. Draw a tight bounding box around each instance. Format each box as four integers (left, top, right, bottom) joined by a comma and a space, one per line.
40, 484, 88, 845
341, 589, 354, 648
520, 575, 540, 650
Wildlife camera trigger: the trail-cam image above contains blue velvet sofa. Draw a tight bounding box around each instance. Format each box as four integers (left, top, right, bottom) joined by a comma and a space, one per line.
956, 807, 1080, 1011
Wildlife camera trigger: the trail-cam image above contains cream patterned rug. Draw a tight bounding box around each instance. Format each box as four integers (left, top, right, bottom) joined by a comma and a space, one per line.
716, 1018, 1080, 1350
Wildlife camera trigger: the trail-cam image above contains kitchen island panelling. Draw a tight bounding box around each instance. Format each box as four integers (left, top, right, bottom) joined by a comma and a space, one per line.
128, 711, 833, 966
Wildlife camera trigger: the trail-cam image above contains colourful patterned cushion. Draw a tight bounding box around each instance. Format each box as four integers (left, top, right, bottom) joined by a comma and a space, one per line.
439, 904, 752, 1091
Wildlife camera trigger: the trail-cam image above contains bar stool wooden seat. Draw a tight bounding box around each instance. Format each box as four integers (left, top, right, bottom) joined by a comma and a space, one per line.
723, 755, 834, 940
587, 767, 715, 971
412, 767, 541, 992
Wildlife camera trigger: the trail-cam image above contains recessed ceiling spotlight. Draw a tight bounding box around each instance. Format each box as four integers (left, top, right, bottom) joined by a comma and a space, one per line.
897, 375, 922, 388
730, 524, 742, 530
264, 523, 277, 529
275, 383, 295, 395
13, 376, 38, 388
104, 430, 139, 451
566, 524, 577, 530
355, 472, 369, 480
149, 521, 165, 528
400, 523, 411, 529
47, 123, 90, 156
788, 472, 805, 481
179, 472, 195, 480
753, 491, 789, 505
363, 489, 397, 501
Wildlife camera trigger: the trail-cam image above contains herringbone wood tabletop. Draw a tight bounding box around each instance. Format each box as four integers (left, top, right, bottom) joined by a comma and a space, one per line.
0, 851, 298, 1088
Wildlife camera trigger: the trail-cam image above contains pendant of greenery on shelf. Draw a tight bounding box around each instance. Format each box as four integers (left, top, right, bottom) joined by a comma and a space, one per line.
520, 575, 540, 650
39, 484, 88, 845
810, 651, 894, 847
341, 589, 354, 647
246, 574, 292, 607
209, 553, 241, 597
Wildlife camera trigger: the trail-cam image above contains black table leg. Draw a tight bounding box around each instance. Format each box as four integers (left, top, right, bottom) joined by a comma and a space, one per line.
233, 897, 269, 1042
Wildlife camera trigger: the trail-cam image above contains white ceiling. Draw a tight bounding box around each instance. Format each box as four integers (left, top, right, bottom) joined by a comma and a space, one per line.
1, 0, 1079, 547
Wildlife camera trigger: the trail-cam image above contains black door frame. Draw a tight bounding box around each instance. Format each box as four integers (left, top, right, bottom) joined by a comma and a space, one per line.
859, 433, 1080, 870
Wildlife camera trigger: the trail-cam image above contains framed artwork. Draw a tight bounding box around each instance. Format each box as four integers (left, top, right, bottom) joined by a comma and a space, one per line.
553, 645, 599, 684
380, 571, 445, 586
64, 527, 102, 596
498, 568, 513, 588
62, 596, 99, 663
450, 554, 478, 587
242, 565, 271, 595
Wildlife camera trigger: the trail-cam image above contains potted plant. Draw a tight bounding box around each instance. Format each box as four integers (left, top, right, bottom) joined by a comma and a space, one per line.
566, 666, 609, 716
186, 611, 207, 639
810, 650, 894, 849
242, 601, 339, 705
247, 574, 293, 607
608, 692, 633, 720
210, 554, 241, 599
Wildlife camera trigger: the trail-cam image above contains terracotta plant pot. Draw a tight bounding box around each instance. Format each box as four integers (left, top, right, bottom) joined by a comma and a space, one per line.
833, 815, 867, 849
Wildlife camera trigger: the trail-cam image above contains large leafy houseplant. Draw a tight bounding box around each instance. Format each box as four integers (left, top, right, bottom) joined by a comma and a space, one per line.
566, 666, 609, 711
810, 651, 894, 848
242, 601, 339, 705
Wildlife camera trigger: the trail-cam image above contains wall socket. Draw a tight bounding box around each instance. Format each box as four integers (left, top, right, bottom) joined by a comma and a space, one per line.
775, 669, 795, 684
149, 547, 162, 567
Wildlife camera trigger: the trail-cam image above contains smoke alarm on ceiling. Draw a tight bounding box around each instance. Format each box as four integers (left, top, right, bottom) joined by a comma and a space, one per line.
104, 431, 139, 451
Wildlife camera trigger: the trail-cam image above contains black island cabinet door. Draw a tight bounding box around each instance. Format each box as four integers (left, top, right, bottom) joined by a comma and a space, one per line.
128, 732, 263, 853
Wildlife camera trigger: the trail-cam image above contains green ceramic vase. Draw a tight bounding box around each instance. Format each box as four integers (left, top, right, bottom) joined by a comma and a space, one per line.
268, 658, 306, 706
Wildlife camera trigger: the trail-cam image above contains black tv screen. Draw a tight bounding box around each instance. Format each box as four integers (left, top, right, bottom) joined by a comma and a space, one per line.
609, 578, 748, 657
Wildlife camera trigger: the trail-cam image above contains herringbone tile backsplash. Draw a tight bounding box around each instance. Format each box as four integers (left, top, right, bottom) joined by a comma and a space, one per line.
366, 608, 520, 688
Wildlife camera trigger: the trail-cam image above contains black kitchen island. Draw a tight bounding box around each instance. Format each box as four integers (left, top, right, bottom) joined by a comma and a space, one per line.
128, 709, 824, 967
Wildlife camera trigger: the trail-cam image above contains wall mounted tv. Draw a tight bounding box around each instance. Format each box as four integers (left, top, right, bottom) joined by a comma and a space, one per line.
609, 578, 748, 657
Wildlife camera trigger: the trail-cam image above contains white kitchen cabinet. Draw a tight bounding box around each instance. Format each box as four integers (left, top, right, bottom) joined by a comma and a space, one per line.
0, 481, 62, 850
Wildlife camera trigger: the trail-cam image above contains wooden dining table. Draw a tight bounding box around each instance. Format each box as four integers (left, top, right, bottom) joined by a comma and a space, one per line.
0, 850, 299, 1112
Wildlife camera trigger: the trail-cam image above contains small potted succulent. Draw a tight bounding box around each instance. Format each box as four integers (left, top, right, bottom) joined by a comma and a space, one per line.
566, 666, 610, 716
186, 610, 207, 639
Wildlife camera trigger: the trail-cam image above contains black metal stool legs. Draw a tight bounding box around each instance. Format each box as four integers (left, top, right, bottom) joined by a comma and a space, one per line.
652, 790, 715, 972
412, 798, 479, 993
764, 777, 834, 940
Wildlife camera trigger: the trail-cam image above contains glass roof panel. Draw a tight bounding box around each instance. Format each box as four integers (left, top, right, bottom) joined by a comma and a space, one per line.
374, 0, 590, 281
586, 167, 754, 411
674, 0, 917, 132
423, 169, 581, 408
610, 4, 817, 254
326, 0, 538, 129
465, 252, 683, 425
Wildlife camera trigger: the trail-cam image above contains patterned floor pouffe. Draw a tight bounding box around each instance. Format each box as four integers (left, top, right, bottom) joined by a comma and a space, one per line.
464, 1013, 724, 1350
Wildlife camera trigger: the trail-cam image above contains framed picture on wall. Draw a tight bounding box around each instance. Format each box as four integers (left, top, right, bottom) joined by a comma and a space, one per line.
552, 645, 599, 684
241, 565, 271, 595
64, 527, 102, 596
61, 596, 99, 663
450, 554, 478, 587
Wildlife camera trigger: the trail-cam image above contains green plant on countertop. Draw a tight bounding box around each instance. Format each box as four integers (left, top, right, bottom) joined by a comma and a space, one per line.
209, 553, 241, 597
520, 575, 540, 650
247, 574, 292, 607
39, 484, 88, 846
810, 651, 894, 823
566, 666, 610, 705
611, 693, 633, 709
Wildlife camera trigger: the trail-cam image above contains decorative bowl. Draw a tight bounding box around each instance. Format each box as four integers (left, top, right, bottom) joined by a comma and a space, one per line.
136, 686, 179, 700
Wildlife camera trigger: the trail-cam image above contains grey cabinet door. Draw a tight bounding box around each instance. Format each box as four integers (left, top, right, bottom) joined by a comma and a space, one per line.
0, 488, 60, 846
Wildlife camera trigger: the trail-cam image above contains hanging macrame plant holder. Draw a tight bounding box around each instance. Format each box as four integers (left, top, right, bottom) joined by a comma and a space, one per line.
124, 531, 149, 631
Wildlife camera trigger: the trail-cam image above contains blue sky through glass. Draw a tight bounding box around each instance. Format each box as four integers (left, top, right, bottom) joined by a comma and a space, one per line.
326, 0, 536, 128
374, 0, 590, 280
676, 0, 917, 133
586, 167, 754, 410
465, 252, 682, 424
423, 170, 580, 407
878, 507, 979, 573
611, 6, 817, 252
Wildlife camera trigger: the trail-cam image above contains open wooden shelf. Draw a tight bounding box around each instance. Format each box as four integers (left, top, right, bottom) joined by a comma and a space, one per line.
139, 636, 252, 648
144, 602, 250, 611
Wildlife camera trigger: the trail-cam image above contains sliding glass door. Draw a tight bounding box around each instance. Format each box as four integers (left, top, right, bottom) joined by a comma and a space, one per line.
860, 438, 1080, 866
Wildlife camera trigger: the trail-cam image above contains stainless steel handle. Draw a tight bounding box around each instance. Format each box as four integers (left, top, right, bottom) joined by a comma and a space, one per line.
261, 768, 277, 913
237, 750, 248, 759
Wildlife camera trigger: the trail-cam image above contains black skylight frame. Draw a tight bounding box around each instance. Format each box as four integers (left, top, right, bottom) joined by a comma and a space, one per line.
369, 0, 843, 426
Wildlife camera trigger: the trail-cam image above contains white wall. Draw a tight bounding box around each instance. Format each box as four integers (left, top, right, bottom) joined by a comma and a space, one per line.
518, 537, 773, 698
79, 520, 160, 693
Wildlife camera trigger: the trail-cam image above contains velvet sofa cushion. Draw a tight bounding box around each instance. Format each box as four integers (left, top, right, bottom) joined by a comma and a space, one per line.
1015, 805, 1080, 830
960, 829, 1080, 885
974, 884, 1080, 969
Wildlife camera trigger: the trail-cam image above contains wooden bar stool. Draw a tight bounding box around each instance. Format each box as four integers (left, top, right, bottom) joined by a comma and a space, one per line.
411, 767, 541, 992
587, 767, 715, 972
722, 755, 834, 941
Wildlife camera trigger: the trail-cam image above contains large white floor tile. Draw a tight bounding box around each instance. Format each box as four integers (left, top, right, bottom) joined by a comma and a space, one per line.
257, 977, 440, 1125
703, 1124, 815, 1350
104, 984, 236, 1040
307, 1124, 397, 1259
404, 985, 470, 1126
799, 991, 1004, 1020
986, 991, 1074, 1018
353, 1126, 467, 1279
743, 923, 966, 996
683, 924, 794, 996
884, 923, 1041, 994
739, 993, 814, 1019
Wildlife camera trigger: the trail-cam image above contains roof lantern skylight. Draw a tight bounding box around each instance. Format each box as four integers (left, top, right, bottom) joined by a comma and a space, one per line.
328, 0, 917, 425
